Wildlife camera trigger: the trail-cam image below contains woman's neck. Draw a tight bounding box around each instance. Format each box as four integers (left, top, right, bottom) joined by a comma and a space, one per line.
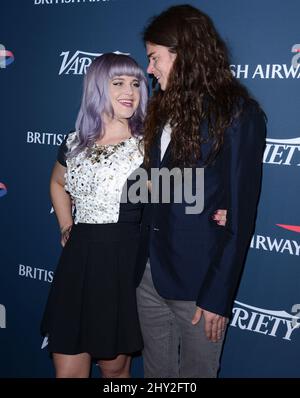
97, 116, 131, 145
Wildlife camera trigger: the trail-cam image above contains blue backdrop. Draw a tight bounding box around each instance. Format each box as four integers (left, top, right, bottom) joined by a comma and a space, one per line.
0, 0, 299, 378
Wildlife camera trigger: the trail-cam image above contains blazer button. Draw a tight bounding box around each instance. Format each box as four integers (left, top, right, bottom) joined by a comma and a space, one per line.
153, 227, 160, 231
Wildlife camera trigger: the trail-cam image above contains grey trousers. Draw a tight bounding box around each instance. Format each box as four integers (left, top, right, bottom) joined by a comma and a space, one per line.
136, 262, 225, 378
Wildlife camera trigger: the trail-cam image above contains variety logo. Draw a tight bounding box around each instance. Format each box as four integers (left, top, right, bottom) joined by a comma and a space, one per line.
0, 182, 7, 198
27, 131, 66, 146
0, 304, 6, 328
0, 44, 14, 68
231, 301, 300, 341
231, 45, 300, 79
263, 137, 300, 166
18, 264, 54, 283
59, 50, 129, 75
250, 225, 300, 256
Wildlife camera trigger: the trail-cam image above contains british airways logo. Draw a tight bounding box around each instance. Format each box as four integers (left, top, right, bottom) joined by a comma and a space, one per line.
26, 130, 66, 146
291, 44, 300, 69
263, 137, 300, 166
276, 224, 300, 234
18, 264, 54, 283
251, 225, 300, 256
0, 44, 14, 68
58, 50, 129, 75
231, 44, 300, 79
0, 182, 7, 198
34, 0, 114, 5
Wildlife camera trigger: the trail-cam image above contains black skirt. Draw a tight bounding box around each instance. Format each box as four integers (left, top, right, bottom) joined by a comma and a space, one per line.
41, 222, 143, 359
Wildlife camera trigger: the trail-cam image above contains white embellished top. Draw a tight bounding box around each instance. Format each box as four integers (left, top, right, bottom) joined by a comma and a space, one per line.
63, 132, 143, 224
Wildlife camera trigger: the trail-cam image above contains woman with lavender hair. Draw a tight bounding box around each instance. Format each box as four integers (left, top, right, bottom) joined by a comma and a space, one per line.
41, 53, 148, 378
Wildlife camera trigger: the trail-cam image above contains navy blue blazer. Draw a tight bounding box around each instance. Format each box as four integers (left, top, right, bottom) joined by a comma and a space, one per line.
135, 102, 266, 317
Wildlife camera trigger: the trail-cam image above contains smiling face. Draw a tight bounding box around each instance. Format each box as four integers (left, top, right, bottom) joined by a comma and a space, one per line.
146, 42, 177, 91
108, 75, 141, 121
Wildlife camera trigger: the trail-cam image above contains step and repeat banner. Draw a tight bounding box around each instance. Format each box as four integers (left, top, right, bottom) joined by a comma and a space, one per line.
0, 0, 299, 378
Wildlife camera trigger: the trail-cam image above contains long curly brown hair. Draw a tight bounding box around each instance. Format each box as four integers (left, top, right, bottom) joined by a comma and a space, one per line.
143, 4, 253, 168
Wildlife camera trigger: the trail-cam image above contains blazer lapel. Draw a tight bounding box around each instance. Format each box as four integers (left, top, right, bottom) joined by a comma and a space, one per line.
150, 133, 161, 169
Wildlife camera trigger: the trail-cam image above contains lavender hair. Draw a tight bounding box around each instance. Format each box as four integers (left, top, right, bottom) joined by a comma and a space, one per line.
68, 53, 148, 158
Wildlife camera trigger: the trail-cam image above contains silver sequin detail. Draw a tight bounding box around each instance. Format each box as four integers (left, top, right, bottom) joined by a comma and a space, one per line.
64, 132, 143, 224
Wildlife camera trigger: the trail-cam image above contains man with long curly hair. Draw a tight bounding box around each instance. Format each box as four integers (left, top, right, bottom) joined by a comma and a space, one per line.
136, 4, 266, 378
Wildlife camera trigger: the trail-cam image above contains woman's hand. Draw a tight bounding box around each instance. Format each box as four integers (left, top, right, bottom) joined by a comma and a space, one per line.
213, 209, 227, 226
60, 224, 73, 247
147, 180, 227, 227
50, 161, 73, 246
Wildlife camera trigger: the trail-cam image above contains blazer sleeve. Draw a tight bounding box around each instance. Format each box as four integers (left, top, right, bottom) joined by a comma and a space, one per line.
196, 103, 266, 317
